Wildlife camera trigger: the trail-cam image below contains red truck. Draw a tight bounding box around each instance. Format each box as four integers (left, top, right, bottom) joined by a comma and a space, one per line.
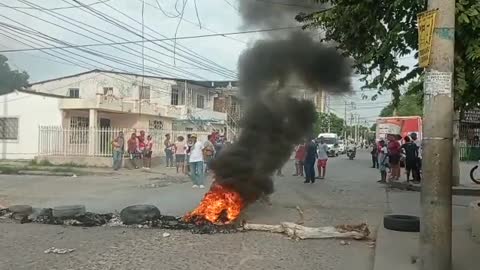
375, 116, 423, 141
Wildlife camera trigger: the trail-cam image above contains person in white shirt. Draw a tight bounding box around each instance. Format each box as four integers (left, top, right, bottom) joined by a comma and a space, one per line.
317, 137, 329, 179
188, 134, 205, 188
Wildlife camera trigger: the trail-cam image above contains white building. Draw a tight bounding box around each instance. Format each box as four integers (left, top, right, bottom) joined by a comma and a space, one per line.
0, 70, 233, 165
0, 90, 64, 160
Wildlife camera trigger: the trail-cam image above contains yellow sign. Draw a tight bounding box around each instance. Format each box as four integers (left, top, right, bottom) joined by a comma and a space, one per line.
417, 9, 437, 68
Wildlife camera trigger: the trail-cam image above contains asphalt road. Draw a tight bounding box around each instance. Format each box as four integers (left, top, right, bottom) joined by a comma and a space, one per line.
0, 151, 386, 270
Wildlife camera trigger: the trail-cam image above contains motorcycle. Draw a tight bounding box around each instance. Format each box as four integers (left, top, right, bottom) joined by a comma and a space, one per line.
470, 160, 480, 184
346, 146, 356, 160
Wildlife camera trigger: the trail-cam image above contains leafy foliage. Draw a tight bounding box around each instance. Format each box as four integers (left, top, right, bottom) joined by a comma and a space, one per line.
0, 55, 29, 94
313, 112, 345, 135
297, 0, 480, 109
379, 93, 423, 117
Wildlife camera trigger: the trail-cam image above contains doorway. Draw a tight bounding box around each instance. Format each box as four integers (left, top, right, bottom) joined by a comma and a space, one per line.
99, 118, 111, 155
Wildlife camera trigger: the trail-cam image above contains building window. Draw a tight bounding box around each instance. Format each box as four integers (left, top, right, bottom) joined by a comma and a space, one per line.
0, 118, 18, 140
139, 86, 151, 100
186, 127, 193, 132
171, 87, 179, 105
70, 117, 89, 129
69, 117, 89, 144
196, 94, 205, 109
103, 87, 113, 96
149, 120, 164, 130
68, 88, 79, 98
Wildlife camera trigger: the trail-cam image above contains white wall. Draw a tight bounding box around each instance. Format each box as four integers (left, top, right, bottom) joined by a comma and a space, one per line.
30, 71, 176, 105
30, 71, 225, 121
0, 91, 63, 159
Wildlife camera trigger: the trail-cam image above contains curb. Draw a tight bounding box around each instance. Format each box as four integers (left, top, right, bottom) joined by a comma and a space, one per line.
388, 181, 480, 196
17, 170, 76, 177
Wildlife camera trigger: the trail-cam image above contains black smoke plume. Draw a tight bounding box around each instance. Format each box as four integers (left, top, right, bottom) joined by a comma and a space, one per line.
210, 1, 352, 202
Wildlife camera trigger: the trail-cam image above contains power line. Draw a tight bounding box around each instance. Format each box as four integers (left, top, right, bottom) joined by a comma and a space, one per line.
2, 0, 111, 11
0, 25, 299, 52
140, 0, 247, 44
100, 1, 237, 78
70, 0, 237, 79
154, 0, 179, 18
223, 0, 239, 11
65, 0, 228, 78
0, 19, 193, 79
0, 1, 208, 79
0, 28, 196, 99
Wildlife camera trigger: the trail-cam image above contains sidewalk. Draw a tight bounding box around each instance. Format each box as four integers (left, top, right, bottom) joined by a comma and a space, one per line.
373, 189, 480, 270
387, 161, 480, 196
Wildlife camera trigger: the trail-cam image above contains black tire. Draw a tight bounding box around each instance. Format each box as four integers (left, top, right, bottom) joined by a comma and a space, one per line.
470, 165, 480, 184
383, 215, 420, 232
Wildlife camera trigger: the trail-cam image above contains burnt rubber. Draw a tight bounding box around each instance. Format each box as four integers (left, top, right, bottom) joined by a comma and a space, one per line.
383, 215, 420, 232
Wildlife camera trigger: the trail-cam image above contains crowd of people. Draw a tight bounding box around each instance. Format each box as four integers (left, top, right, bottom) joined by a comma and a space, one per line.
370, 132, 422, 183
169, 132, 229, 188
292, 136, 330, 184
112, 130, 154, 171
111, 129, 229, 185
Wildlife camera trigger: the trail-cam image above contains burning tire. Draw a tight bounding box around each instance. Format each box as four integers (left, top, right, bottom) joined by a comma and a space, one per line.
383, 215, 420, 232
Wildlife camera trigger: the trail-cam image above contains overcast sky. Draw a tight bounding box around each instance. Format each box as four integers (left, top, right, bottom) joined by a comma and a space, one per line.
0, 0, 416, 125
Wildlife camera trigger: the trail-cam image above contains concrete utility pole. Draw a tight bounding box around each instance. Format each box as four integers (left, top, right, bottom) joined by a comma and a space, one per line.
344, 101, 348, 139
420, 0, 455, 269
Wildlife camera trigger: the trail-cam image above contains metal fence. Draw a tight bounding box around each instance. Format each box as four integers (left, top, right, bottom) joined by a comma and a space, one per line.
459, 109, 480, 161
38, 126, 211, 157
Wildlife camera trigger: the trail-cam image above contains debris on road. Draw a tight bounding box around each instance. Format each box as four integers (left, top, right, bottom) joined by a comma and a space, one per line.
120, 205, 161, 225
44, 247, 75, 254
162, 232, 171, 238
52, 205, 86, 218
243, 222, 370, 240
340, 240, 350, 245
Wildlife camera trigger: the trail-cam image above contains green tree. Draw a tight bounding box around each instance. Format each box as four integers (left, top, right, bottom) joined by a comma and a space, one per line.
379, 93, 423, 117
0, 55, 29, 94
297, 0, 480, 109
313, 112, 345, 135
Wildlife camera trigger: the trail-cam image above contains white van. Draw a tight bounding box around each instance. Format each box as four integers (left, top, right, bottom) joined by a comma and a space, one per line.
317, 133, 339, 157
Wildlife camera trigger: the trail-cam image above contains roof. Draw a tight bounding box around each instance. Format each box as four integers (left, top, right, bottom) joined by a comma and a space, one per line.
29, 69, 239, 89
0, 89, 70, 99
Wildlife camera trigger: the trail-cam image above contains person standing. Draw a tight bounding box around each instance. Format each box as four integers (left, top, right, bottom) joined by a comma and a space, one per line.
293, 143, 306, 176
189, 134, 205, 188
410, 132, 422, 181
387, 134, 402, 181
203, 135, 215, 173
137, 130, 146, 166
127, 132, 139, 169
304, 138, 317, 184
174, 136, 187, 174
401, 136, 420, 182
163, 134, 174, 168
316, 137, 329, 179
377, 140, 389, 183
143, 135, 154, 169
112, 131, 125, 170
186, 134, 194, 174
370, 142, 379, 168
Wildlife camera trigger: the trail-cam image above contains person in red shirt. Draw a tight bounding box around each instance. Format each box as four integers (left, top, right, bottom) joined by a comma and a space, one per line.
387, 134, 402, 181
293, 143, 306, 177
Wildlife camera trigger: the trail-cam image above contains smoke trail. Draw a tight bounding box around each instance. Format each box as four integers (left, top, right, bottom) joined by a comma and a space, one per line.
210, 0, 352, 202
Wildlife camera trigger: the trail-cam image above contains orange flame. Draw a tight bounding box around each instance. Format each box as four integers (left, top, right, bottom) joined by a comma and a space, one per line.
184, 183, 244, 224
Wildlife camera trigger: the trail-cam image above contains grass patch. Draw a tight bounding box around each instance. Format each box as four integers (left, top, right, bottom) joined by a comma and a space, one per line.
0, 164, 85, 176
28, 159, 87, 168
0, 165, 21, 174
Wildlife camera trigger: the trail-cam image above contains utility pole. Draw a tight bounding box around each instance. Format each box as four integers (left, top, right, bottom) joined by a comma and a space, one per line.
420, 1, 455, 269
344, 100, 348, 140
327, 96, 331, 133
